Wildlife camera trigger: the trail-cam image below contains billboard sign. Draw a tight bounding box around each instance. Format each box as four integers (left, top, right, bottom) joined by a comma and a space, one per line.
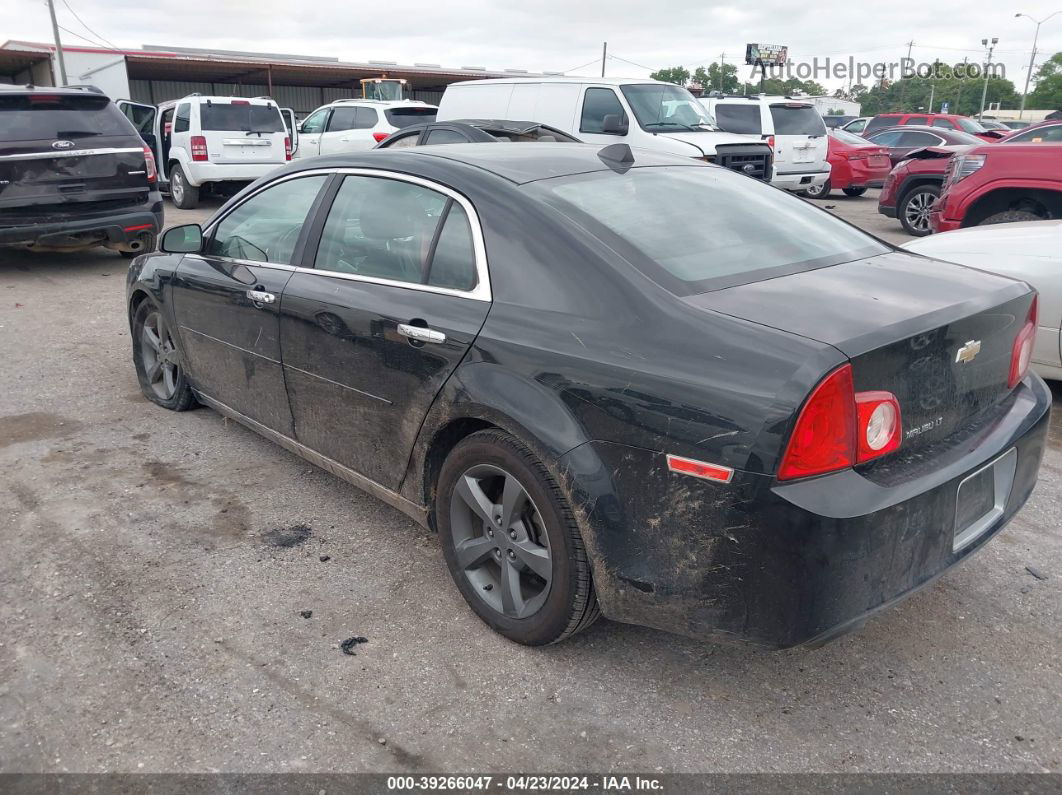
745, 44, 788, 66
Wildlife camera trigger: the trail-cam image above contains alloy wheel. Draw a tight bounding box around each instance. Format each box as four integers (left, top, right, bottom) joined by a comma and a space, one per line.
448, 464, 553, 619
171, 170, 184, 204
904, 191, 934, 233
140, 311, 180, 400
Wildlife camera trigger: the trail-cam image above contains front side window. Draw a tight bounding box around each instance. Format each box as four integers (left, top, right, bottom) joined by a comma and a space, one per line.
300, 108, 329, 134
173, 103, 191, 133
867, 131, 903, 147
844, 118, 867, 132
579, 88, 627, 134
314, 176, 447, 284
620, 84, 717, 131
714, 104, 762, 135
898, 131, 942, 147
206, 176, 327, 264
528, 166, 886, 295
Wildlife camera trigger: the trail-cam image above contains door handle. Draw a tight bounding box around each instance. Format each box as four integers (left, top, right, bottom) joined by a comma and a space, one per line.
247, 289, 276, 305
398, 323, 446, 344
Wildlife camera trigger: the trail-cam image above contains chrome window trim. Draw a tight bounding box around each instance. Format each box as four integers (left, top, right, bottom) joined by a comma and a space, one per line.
0, 147, 144, 161
203, 167, 492, 303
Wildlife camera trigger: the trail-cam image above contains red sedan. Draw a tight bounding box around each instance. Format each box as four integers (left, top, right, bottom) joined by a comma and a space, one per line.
803, 129, 892, 199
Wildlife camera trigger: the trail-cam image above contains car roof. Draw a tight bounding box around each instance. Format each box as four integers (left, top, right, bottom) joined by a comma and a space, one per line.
869, 125, 960, 135
0, 84, 111, 99
327, 99, 433, 107
287, 142, 704, 185
447, 76, 672, 88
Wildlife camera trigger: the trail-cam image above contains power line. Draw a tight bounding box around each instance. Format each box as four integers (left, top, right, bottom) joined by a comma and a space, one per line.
607, 53, 655, 72
561, 56, 604, 74
59, 0, 122, 52
56, 24, 121, 53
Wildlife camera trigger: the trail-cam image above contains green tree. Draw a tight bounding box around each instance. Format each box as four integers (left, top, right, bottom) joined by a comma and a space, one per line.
741, 77, 827, 97
1028, 52, 1062, 110
649, 66, 690, 86
693, 63, 739, 94
859, 64, 1019, 116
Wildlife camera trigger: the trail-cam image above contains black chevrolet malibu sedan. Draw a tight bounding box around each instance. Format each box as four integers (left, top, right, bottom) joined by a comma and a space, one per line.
126, 143, 1050, 648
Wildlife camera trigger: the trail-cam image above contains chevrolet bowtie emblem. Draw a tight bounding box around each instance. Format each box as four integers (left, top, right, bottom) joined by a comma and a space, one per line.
955, 340, 982, 363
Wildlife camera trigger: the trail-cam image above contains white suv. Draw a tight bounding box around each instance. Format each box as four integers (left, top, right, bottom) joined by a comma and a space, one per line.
700, 96, 830, 192
118, 95, 292, 209
294, 100, 438, 158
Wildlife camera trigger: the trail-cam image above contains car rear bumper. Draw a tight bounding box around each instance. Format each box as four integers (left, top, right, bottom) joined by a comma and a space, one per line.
181, 162, 285, 186
771, 170, 830, 192
558, 374, 1050, 649
0, 197, 164, 250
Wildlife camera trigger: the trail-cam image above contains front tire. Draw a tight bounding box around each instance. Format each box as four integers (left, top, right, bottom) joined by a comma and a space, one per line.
979, 209, 1045, 226
169, 164, 199, 210
436, 429, 599, 645
898, 184, 940, 236
131, 299, 196, 411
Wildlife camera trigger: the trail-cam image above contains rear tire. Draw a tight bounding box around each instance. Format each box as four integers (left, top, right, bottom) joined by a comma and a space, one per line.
131, 299, 196, 411
842, 187, 867, 197
436, 429, 599, 645
979, 209, 1045, 226
169, 164, 199, 210
802, 179, 831, 199
898, 184, 940, 237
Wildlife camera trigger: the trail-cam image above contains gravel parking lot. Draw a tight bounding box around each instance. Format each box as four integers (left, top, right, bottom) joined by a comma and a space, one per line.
1, 188, 1059, 774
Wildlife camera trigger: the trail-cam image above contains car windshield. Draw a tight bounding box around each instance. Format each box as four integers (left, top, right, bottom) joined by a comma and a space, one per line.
620, 84, 718, 131
528, 166, 887, 295
0, 93, 132, 141
200, 103, 285, 132
957, 117, 987, 134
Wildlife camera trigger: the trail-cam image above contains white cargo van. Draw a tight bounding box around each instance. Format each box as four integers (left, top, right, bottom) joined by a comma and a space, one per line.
437, 77, 773, 181
117, 95, 294, 209
699, 96, 830, 192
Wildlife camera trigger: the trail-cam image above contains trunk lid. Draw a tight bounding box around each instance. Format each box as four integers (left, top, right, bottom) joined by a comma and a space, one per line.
687, 251, 1034, 451
0, 92, 150, 226
769, 102, 829, 173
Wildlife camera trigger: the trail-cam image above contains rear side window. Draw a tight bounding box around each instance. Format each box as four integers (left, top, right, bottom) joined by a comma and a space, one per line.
714, 104, 762, 135
932, 118, 953, 128
354, 107, 378, 129
529, 166, 886, 295
769, 105, 826, 135
580, 88, 626, 134
200, 102, 285, 133
864, 115, 899, 134
173, 103, 191, 133
903, 116, 928, 126
427, 203, 477, 291
0, 93, 134, 141
327, 107, 357, 131
385, 107, 438, 128
424, 128, 469, 145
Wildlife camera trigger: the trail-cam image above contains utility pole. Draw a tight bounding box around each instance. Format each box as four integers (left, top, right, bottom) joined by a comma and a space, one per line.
601, 42, 607, 78
1016, 12, 1062, 119
46, 0, 68, 86
978, 37, 998, 121
929, 82, 935, 113
718, 52, 725, 91
898, 40, 914, 109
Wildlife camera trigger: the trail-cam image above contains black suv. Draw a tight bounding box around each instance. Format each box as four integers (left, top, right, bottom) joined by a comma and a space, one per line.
0, 85, 163, 257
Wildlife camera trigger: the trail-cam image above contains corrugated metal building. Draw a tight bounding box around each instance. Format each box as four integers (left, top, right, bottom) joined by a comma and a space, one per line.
0, 41, 545, 114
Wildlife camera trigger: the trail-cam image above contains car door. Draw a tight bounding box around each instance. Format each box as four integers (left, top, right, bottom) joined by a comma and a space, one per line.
280, 107, 298, 155
171, 173, 330, 435
318, 106, 357, 155
278, 171, 491, 489
294, 107, 329, 159
116, 99, 158, 151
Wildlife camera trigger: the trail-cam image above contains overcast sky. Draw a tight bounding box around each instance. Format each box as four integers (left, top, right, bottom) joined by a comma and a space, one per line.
10, 0, 1062, 93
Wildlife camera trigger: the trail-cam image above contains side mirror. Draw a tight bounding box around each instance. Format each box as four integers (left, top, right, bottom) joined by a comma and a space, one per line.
602, 114, 629, 135
161, 224, 203, 254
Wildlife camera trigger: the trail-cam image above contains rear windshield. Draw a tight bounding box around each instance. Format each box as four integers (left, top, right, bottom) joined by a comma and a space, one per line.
385, 107, 438, 128
769, 104, 827, 135
946, 130, 989, 146
0, 93, 133, 141
528, 166, 887, 295
714, 104, 762, 135
200, 103, 285, 132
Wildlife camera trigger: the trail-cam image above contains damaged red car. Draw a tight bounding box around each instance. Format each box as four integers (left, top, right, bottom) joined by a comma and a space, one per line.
127, 144, 1050, 648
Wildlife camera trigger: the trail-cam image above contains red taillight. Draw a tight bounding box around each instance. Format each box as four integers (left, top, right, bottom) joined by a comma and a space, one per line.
372, 132, 389, 143
765, 135, 776, 150
284, 136, 292, 160
142, 144, 157, 183
1009, 295, 1038, 388
190, 135, 208, 162
778, 364, 902, 481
